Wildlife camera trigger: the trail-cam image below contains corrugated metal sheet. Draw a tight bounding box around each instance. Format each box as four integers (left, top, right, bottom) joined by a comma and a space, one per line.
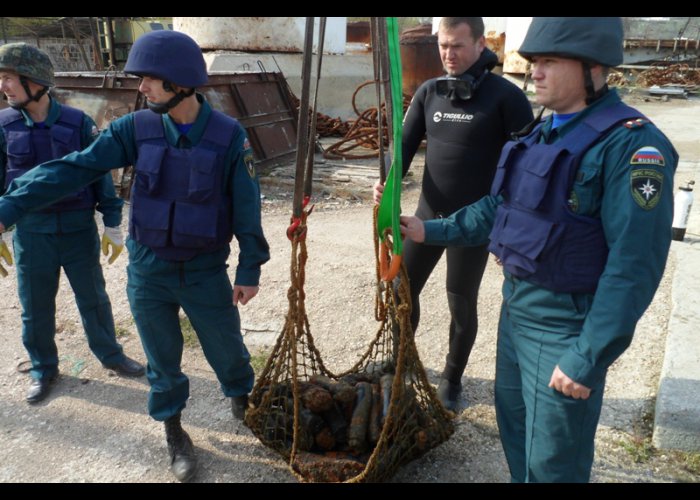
200, 72, 298, 170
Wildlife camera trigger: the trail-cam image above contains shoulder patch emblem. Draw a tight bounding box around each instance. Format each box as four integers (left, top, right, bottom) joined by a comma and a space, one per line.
241, 137, 255, 178
244, 153, 256, 178
630, 168, 663, 210
630, 146, 665, 167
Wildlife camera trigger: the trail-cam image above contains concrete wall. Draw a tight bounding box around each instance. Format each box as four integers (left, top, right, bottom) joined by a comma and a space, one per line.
653, 160, 700, 453
624, 17, 700, 40
503, 17, 532, 74
205, 51, 375, 121
183, 17, 365, 121
175, 17, 347, 54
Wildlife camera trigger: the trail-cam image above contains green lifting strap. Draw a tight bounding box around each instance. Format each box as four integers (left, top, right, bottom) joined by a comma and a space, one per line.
376, 17, 404, 275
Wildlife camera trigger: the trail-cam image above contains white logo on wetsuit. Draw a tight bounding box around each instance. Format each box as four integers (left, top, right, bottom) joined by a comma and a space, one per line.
433, 111, 474, 123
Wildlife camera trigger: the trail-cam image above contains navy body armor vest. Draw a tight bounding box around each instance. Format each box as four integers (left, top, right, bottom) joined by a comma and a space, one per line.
0, 105, 96, 212
130, 109, 239, 262
488, 103, 644, 293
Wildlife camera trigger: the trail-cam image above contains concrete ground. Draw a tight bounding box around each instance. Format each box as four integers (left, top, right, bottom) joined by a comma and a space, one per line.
0, 92, 698, 483
652, 118, 700, 452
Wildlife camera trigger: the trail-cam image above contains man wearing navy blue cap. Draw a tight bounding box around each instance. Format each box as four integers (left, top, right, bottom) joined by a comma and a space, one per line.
0, 31, 270, 482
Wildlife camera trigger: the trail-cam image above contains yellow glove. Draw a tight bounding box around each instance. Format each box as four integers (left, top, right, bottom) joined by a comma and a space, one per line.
0, 231, 13, 278
101, 226, 124, 264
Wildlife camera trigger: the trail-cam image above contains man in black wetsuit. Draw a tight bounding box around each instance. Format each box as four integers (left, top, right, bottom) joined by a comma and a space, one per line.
374, 17, 533, 411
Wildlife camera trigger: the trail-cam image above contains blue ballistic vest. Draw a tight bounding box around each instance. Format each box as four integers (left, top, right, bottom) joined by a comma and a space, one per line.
130, 109, 238, 262
488, 103, 644, 293
0, 105, 96, 212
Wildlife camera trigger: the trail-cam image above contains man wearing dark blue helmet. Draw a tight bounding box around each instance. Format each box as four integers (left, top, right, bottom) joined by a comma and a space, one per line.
400, 18, 677, 482
0, 30, 270, 482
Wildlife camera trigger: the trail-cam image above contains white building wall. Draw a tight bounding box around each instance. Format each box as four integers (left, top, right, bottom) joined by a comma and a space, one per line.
174, 17, 347, 54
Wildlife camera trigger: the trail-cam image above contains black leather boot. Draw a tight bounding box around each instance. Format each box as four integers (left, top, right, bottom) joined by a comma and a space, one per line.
102, 355, 145, 377
26, 372, 59, 404
164, 413, 197, 482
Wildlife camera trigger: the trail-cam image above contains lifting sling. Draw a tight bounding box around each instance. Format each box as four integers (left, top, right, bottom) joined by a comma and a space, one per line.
244, 17, 454, 483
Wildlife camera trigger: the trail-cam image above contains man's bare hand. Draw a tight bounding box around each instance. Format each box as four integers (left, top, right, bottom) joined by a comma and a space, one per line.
548, 365, 591, 400
399, 215, 425, 243
373, 180, 384, 205
233, 285, 259, 306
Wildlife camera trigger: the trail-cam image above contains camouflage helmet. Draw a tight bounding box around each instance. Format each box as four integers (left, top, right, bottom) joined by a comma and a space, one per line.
0, 42, 54, 87
519, 17, 624, 67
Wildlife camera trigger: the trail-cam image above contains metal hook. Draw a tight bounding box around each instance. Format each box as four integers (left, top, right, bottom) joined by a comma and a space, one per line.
100, 65, 119, 89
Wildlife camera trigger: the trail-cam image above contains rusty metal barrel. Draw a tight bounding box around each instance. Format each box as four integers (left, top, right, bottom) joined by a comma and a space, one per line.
400, 24, 443, 97
346, 21, 371, 45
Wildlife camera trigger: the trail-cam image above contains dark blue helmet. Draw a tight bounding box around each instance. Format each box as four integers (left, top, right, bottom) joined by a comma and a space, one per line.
519, 17, 624, 67
124, 30, 208, 88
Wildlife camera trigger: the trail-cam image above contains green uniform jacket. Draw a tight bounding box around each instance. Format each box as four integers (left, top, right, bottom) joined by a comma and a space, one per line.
0, 95, 270, 287
421, 89, 678, 387
0, 97, 123, 231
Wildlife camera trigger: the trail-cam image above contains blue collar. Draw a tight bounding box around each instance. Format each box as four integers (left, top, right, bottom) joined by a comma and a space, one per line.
552, 112, 578, 130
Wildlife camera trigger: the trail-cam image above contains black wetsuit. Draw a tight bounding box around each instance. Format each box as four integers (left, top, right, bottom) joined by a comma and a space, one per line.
401, 48, 534, 385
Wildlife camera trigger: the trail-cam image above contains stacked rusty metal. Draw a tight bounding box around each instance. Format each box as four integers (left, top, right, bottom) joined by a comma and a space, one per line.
321, 81, 411, 160
636, 63, 700, 88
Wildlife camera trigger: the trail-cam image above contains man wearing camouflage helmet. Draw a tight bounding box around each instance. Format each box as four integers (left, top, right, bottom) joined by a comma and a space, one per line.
0, 32, 270, 482
0, 43, 145, 405
399, 18, 677, 481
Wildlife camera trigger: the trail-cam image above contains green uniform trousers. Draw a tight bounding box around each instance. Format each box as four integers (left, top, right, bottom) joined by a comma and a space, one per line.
126, 265, 254, 421
494, 305, 606, 482
15, 223, 124, 381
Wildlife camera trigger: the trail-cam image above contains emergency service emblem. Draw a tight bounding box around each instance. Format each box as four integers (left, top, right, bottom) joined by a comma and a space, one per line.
630, 146, 665, 167
631, 168, 663, 210
243, 138, 255, 178
245, 155, 256, 178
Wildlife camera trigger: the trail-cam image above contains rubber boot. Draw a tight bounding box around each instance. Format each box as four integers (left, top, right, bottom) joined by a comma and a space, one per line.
231, 394, 249, 420
436, 378, 462, 412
